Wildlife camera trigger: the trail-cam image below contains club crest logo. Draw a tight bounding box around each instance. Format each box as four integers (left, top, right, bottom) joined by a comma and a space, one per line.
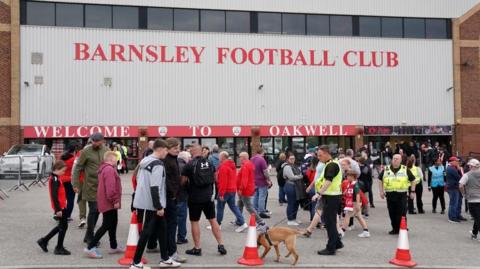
232, 126, 242, 136
158, 126, 168, 137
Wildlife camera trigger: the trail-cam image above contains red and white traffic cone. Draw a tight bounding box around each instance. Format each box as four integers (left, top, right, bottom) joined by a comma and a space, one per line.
118, 211, 147, 266
237, 213, 264, 266
390, 216, 417, 268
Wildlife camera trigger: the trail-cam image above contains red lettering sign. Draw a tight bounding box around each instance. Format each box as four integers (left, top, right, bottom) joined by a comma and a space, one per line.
23, 126, 138, 138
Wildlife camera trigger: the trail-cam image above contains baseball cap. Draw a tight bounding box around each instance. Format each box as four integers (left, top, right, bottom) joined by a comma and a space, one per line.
449, 156, 459, 162
467, 159, 480, 168
90, 132, 104, 142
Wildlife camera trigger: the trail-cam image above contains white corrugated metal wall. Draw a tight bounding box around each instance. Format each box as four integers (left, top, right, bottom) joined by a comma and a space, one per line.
20, 26, 454, 126
33, 0, 480, 18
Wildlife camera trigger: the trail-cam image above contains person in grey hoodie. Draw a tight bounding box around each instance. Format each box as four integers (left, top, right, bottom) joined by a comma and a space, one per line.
460, 159, 480, 240
130, 139, 181, 269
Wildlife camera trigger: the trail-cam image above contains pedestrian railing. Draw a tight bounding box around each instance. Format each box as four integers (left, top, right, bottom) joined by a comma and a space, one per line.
0, 155, 54, 199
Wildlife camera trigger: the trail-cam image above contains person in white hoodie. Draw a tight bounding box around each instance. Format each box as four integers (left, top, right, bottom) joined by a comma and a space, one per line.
460, 159, 480, 240
130, 139, 180, 269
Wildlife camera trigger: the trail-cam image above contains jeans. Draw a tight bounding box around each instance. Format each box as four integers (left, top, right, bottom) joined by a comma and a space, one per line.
284, 183, 299, 221
469, 203, 480, 236
238, 195, 264, 225
322, 195, 342, 252
134, 210, 168, 263
386, 192, 407, 233
63, 182, 75, 219
84, 201, 99, 242
278, 184, 287, 203
88, 209, 118, 249
176, 201, 188, 242
447, 189, 461, 221
165, 198, 177, 256
253, 186, 268, 214
217, 192, 245, 225
42, 209, 68, 249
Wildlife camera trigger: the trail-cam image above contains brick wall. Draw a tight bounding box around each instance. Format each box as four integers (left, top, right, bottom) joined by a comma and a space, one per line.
460, 47, 480, 118
0, 31, 11, 118
0, 125, 21, 154
460, 12, 480, 40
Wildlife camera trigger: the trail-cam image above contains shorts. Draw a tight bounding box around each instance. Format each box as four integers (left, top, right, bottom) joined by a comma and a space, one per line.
188, 201, 216, 222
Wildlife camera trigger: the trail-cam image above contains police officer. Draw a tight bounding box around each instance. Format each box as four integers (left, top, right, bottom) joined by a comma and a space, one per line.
379, 154, 416, 235
312, 145, 343, 255
407, 155, 424, 214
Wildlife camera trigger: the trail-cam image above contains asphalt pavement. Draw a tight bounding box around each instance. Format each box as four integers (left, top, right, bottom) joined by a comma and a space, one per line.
0, 173, 479, 269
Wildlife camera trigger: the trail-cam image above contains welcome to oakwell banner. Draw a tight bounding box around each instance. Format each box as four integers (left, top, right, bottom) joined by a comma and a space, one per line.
23, 125, 357, 138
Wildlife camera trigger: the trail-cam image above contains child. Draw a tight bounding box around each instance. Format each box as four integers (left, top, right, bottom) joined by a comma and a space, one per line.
341, 170, 370, 238
37, 160, 71, 255
84, 151, 124, 258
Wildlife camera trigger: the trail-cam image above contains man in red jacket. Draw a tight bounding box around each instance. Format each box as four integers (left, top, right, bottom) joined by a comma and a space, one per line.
237, 152, 265, 227
216, 151, 248, 233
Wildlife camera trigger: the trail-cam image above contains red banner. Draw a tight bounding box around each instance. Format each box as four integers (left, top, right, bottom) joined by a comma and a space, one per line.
23, 126, 138, 138
24, 125, 356, 138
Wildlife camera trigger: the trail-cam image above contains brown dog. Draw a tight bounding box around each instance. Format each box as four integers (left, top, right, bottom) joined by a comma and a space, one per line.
257, 226, 303, 265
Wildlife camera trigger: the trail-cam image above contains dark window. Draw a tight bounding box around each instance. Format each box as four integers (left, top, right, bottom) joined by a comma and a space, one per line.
381, 17, 403, 37
306, 15, 329, 35
56, 3, 83, 27
200, 10, 225, 32
85, 5, 112, 28
147, 7, 173, 30
282, 13, 305, 35
113, 6, 139, 29
226, 11, 250, 33
359, 16, 381, 37
26, 1, 55, 26
174, 9, 199, 31
426, 19, 447, 39
257, 12, 281, 34
330, 15, 352, 36
404, 18, 425, 38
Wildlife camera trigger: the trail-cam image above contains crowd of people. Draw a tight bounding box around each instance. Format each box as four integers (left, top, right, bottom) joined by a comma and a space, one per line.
36, 133, 480, 268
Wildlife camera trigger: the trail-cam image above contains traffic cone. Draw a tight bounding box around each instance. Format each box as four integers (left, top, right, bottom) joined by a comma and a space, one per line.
237, 214, 264, 266
389, 216, 417, 268
118, 211, 147, 266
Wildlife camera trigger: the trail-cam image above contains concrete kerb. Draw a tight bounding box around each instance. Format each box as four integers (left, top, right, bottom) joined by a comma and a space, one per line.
1, 265, 479, 269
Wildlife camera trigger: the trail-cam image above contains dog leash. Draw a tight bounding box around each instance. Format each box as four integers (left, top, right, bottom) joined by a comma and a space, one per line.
270, 199, 318, 227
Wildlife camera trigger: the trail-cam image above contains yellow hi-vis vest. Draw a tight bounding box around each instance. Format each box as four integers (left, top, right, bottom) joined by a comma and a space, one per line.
383, 165, 410, 192
315, 159, 343, 195
409, 165, 421, 184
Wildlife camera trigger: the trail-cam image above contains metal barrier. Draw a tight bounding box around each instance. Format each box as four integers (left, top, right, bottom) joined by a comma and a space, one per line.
0, 154, 54, 196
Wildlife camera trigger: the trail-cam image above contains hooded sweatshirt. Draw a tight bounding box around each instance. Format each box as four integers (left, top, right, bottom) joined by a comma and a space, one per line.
461, 170, 480, 203
237, 160, 255, 197
217, 159, 237, 197
133, 155, 166, 211
97, 162, 122, 213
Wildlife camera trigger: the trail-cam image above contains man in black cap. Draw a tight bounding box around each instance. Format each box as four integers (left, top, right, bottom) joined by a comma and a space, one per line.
73, 133, 109, 244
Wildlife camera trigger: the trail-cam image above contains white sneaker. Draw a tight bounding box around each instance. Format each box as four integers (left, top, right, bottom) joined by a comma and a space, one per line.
235, 223, 249, 233
339, 230, 345, 238
78, 218, 86, 229
170, 252, 187, 263
287, 221, 299, 226
206, 225, 221, 230
159, 258, 181, 268
130, 263, 150, 269
347, 225, 355, 231
358, 231, 371, 238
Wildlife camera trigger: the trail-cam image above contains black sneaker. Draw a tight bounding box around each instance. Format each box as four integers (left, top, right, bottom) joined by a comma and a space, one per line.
317, 248, 335, 255
176, 238, 188, 245
336, 241, 344, 250
218, 245, 227, 255
185, 248, 202, 256
388, 230, 399, 235
370, 204, 375, 208
54, 247, 71, 255
409, 211, 417, 215
419, 210, 425, 214
459, 216, 468, 221
432, 209, 437, 214
440, 210, 445, 215
259, 213, 271, 219
37, 238, 48, 253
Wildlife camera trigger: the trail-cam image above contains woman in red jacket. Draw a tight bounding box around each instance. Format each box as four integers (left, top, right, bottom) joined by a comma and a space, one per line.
37, 160, 70, 255
84, 151, 123, 258
60, 142, 79, 220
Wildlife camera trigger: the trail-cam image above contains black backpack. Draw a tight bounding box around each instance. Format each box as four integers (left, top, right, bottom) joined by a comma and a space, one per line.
192, 158, 215, 187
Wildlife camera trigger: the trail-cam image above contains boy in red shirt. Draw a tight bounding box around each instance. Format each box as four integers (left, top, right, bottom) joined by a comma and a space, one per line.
37, 160, 70, 255
341, 170, 370, 238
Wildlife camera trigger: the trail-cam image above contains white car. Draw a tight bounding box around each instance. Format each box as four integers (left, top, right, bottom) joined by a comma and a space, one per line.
0, 144, 55, 179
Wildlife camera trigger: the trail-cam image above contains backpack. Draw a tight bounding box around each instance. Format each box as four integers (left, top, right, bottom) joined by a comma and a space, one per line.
192, 158, 215, 187
277, 162, 287, 186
